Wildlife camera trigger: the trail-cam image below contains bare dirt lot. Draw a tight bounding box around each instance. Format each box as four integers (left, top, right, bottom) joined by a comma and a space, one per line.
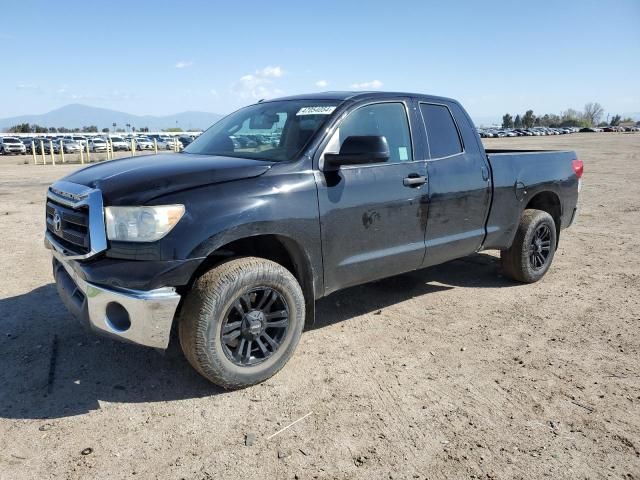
0, 133, 638, 480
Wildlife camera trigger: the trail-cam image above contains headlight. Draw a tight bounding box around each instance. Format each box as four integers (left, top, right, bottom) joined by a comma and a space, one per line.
105, 205, 185, 242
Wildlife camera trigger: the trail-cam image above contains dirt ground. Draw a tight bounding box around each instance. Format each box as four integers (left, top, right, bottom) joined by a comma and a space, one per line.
0, 133, 638, 480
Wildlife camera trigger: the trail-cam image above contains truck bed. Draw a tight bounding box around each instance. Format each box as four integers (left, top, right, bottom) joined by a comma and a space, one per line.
482, 148, 579, 251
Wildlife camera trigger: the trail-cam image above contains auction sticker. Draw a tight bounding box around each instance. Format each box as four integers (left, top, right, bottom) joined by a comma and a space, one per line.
297, 106, 337, 116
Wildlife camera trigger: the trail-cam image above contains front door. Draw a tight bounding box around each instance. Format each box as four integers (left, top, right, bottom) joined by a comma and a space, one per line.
316, 101, 429, 294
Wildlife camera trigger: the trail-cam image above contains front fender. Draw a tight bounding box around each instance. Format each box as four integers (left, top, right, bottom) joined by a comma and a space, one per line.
154, 171, 323, 296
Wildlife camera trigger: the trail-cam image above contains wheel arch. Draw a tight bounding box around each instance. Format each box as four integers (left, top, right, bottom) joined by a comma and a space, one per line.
186, 233, 317, 328
524, 190, 562, 247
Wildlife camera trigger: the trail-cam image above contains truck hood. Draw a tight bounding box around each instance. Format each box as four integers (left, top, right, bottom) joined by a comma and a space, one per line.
62, 153, 273, 205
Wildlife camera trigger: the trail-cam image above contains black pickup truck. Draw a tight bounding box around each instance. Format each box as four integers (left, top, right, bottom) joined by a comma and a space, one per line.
45, 91, 582, 388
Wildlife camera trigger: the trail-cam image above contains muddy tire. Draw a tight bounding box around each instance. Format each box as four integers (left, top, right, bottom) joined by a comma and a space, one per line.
501, 209, 557, 283
179, 257, 305, 389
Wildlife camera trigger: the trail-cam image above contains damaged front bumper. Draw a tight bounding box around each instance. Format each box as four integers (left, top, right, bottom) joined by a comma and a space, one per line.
49, 246, 181, 349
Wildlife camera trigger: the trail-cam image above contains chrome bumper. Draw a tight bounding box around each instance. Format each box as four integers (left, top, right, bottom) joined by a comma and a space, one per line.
49, 247, 181, 349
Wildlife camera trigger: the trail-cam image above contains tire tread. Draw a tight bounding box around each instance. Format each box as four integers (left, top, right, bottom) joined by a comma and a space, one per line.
179, 256, 304, 389
500, 209, 557, 283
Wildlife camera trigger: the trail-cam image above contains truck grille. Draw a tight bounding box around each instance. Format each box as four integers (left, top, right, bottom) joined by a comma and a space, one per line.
46, 199, 91, 255
45, 181, 107, 260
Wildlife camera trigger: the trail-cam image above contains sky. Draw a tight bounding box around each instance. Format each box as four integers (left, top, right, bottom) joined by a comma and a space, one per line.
1, 0, 639, 123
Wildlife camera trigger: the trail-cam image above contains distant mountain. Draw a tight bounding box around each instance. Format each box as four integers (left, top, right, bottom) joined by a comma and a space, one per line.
0, 104, 224, 132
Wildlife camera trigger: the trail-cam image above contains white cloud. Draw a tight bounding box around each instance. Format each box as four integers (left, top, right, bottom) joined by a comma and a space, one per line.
175, 60, 193, 69
256, 65, 284, 78
350, 80, 384, 89
16, 82, 39, 90
315, 80, 328, 88
210, 89, 219, 97
232, 66, 286, 100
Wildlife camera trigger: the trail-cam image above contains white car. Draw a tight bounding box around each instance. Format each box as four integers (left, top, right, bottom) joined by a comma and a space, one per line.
157, 137, 182, 150
134, 137, 155, 151
0, 137, 27, 155
109, 136, 130, 151
64, 135, 88, 146
89, 138, 108, 152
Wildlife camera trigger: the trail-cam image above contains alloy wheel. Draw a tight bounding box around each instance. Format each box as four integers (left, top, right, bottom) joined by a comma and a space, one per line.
220, 287, 289, 366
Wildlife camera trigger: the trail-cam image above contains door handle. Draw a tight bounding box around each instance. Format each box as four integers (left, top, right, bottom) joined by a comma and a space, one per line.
481, 166, 489, 181
403, 175, 427, 187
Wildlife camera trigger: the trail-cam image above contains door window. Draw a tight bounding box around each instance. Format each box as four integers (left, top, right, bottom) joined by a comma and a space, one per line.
324, 102, 413, 164
420, 103, 463, 159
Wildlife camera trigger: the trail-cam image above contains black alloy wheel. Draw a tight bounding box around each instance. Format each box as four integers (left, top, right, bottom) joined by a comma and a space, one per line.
529, 224, 552, 270
220, 287, 289, 366
500, 209, 557, 283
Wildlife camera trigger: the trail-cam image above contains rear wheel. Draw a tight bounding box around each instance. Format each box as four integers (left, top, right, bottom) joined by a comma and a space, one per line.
179, 257, 305, 389
501, 209, 557, 283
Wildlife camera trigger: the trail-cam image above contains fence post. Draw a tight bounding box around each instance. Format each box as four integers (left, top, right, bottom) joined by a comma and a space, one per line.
80, 143, 84, 164
40, 140, 46, 165
31, 141, 36, 164
60, 140, 65, 163
86, 142, 91, 163
49, 140, 56, 165
154, 138, 158, 154
131, 138, 136, 156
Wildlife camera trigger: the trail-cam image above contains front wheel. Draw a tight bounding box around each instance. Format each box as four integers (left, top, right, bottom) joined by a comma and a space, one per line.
179, 257, 305, 389
501, 209, 557, 283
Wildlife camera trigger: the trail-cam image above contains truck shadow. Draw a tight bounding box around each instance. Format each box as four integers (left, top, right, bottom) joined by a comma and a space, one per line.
0, 284, 220, 420
313, 252, 514, 329
0, 253, 514, 420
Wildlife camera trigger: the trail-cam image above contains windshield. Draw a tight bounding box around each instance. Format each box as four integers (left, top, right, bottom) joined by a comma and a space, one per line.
184, 100, 338, 162
4, 138, 20, 143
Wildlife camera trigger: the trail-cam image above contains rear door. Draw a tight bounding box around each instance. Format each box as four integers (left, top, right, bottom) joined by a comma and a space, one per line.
420, 101, 492, 266
315, 100, 429, 294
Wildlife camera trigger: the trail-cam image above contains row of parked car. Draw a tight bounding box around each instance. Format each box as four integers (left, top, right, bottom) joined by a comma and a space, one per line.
0, 134, 199, 155
479, 127, 581, 137
478, 125, 639, 138
578, 126, 639, 133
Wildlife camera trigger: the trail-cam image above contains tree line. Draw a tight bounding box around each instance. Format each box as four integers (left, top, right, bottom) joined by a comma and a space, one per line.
502, 103, 633, 129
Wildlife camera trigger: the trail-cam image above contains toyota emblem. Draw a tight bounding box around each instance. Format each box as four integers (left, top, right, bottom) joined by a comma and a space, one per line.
53, 211, 62, 233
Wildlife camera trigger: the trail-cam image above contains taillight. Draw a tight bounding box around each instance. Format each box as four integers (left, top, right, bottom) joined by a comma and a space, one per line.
572, 159, 583, 179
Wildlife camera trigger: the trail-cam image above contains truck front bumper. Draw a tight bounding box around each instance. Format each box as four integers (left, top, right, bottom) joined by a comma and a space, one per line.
51, 249, 181, 349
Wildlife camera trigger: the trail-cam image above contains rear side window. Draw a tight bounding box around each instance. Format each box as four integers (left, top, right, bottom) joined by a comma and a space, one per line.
420, 103, 463, 159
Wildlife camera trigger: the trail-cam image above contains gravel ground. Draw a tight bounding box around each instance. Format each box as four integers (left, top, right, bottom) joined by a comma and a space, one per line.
0, 133, 638, 479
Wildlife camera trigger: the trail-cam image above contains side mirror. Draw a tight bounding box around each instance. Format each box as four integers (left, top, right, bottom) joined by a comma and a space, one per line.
323, 135, 390, 171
